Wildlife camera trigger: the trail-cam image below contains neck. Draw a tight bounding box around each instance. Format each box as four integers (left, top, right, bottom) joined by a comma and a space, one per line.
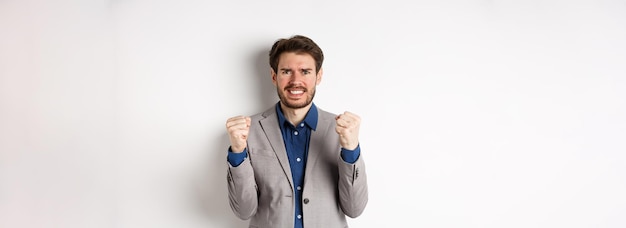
280, 102, 312, 126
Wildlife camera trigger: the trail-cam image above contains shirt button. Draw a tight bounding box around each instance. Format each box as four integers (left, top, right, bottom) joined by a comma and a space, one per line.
297, 186, 301, 191
297, 214, 302, 219
296, 157, 301, 162
294, 131, 299, 136
303, 198, 309, 204
300, 123, 304, 127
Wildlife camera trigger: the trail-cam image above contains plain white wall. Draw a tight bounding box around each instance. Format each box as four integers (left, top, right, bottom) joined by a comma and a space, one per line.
1, 0, 625, 227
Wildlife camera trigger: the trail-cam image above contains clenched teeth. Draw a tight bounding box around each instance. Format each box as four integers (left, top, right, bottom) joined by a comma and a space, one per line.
289, 90, 304, 94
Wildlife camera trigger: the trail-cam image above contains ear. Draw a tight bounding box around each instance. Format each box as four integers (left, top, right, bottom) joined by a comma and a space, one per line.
316, 68, 323, 85
271, 68, 277, 86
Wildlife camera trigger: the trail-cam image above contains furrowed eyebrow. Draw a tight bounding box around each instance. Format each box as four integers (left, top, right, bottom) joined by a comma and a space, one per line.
279, 68, 314, 73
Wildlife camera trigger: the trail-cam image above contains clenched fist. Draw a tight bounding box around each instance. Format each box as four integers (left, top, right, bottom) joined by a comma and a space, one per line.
226, 116, 251, 153
335, 111, 360, 150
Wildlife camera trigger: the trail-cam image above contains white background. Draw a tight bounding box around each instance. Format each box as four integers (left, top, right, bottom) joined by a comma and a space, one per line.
1, 0, 625, 227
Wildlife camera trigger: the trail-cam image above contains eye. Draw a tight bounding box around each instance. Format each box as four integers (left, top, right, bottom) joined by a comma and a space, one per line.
301, 70, 311, 75
281, 70, 292, 76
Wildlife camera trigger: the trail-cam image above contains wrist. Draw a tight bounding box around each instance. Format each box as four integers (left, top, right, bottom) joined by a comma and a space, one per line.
344, 142, 358, 151
230, 146, 246, 153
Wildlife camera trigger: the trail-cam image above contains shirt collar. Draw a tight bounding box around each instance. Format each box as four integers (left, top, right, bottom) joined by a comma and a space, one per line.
275, 102, 318, 130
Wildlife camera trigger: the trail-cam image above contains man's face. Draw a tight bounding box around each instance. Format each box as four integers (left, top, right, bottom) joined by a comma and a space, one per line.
272, 52, 322, 110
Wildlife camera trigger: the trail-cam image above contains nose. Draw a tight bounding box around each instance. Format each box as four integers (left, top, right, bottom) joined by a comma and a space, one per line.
288, 71, 304, 82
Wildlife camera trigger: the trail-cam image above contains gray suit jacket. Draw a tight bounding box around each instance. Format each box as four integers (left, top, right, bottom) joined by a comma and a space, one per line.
227, 105, 368, 228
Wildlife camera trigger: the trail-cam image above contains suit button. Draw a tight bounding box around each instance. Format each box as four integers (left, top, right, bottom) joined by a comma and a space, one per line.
303, 198, 309, 204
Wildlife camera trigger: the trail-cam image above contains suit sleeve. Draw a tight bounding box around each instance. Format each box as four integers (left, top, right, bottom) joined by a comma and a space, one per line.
227, 155, 258, 220
337, 150, 369, 218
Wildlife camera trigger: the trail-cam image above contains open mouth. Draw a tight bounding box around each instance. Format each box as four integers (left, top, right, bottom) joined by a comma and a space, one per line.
289, 90, 304, 95
286, 87, 306, 96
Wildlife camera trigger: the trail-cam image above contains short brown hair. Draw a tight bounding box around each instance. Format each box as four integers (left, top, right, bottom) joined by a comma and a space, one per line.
269, 35, 324, 74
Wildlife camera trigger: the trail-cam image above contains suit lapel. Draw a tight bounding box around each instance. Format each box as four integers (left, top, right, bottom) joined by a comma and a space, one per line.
304, 107, 327, 186
259, 109, 294, 190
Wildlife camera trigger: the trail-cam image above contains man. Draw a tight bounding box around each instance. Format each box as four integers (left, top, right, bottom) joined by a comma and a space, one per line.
225, 35, 368, 228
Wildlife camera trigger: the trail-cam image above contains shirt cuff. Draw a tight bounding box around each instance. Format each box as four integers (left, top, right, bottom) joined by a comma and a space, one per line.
340, 144, 360, 164
227, 147, 248, 167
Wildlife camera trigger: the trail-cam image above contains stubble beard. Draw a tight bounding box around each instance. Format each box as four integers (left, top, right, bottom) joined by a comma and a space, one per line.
277, 86, 316, 109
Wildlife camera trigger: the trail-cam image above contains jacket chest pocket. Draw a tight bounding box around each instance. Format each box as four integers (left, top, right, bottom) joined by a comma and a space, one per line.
250, 151, 290, 192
